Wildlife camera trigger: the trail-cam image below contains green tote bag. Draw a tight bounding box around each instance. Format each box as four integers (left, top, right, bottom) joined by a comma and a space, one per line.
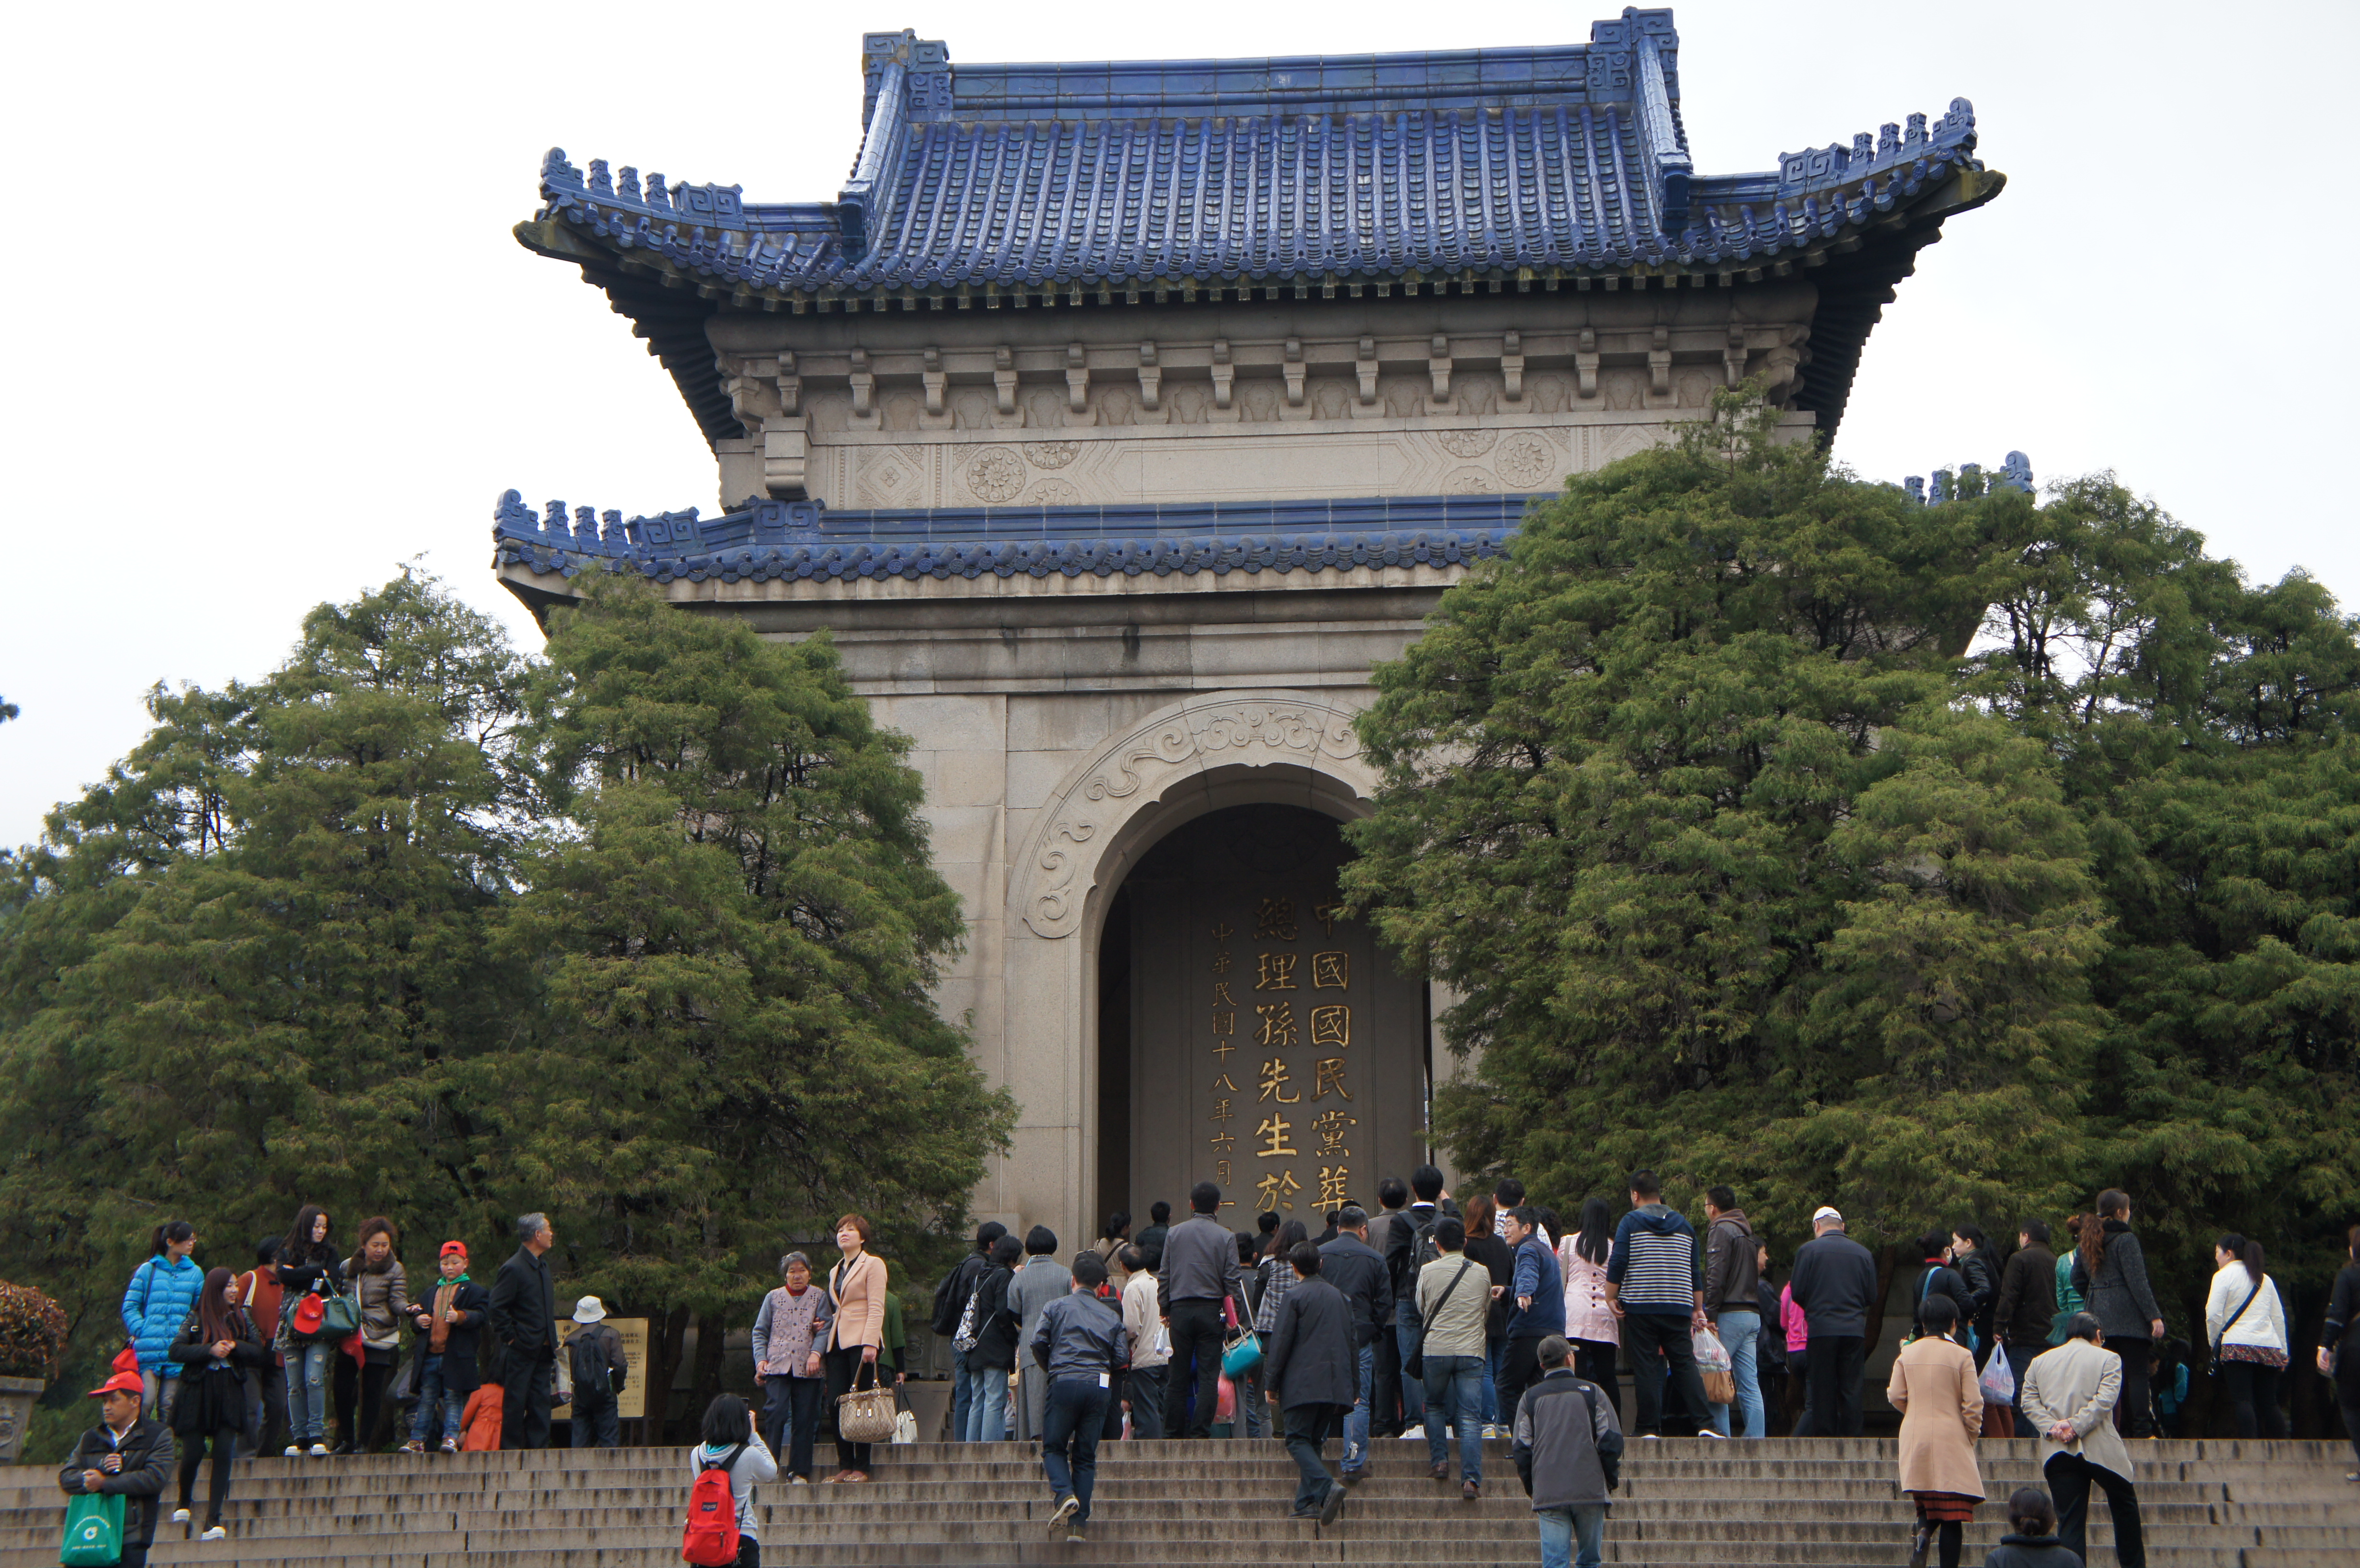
61, 1491, 124, 1568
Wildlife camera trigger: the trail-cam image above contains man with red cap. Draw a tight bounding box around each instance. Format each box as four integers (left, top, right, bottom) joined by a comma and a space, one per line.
59, 1371, 174, 1568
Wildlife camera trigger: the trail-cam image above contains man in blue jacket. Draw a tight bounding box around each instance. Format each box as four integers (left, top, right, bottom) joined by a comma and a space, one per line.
1497, 1206, 1566, 1427
1603, 1171, 1716, 1439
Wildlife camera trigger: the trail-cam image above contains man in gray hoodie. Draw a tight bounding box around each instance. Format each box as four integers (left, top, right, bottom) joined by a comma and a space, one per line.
1512, 1335, 1623, 1568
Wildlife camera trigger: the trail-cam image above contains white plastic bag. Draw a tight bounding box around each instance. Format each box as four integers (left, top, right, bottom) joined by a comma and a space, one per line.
1979, 1349, 2016, 1404
1692, 1325, 1733, 1374
891, 1409, 918, 1445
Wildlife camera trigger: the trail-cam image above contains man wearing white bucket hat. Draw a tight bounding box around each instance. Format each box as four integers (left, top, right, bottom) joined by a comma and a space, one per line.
566, 1296, 628, 1449
1787, 1207, 1878, 1436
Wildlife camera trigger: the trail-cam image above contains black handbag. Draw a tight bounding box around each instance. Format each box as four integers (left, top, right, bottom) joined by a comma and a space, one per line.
1403, 1259, 1475, 1382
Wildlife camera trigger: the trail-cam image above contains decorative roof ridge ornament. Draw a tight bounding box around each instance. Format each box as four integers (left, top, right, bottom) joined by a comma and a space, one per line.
1900, 452, 2033, 505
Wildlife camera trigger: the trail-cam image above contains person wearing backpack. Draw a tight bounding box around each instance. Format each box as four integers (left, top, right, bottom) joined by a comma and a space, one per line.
404, 1241, 488, 1456
683, 1393, 777, 1568
1511, 1334, 1623, 1568
59, 1371, 175, 1568
963, 1233, 1024, 1442
1912, 1234, 1978, 1344
122, 1222, 205, 1426
564, 1296, 628, 1448
751, 1252, 833, 1477
931, 1221, 1006, 1444
272, 1205, 344, 1458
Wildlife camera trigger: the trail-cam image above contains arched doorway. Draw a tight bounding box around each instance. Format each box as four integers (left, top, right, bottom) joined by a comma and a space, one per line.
1094, 803, 1429, 1230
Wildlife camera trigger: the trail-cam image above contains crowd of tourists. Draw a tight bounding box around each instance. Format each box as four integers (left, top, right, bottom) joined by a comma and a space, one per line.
53, 1175, 2360, 1568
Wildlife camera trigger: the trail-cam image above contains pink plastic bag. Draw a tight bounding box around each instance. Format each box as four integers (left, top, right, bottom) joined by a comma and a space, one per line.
1216, 1373, 1236, 1423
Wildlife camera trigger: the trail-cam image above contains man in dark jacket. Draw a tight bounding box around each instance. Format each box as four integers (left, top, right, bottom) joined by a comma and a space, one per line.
1156, 1183, 1245, 1439
1500, 1207, 1568, 1433
1787, 1205, 1878, 1436
1511, 1335, 1622, 1568
1702, 1187, 1761, 1438
1030, 1253, 1129, 1543
1994, 1220, 2059, 1436
1317, 1205, 1392, 1479
486, 1212, 559, 1450
1604, 1172, 1711, 1439
1365, 1176, 1414, 1440
1132, 1202, 1172, 1274
1262, 1242, 1355, 1525
59, 1372, 174, 1568
935, 1220, 1007, 1448
1384, 1166, 1448, 1440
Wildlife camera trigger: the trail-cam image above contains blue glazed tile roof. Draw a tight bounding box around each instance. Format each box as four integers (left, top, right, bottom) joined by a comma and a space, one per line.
523, 8, 1991, 302
489, 453, 2028, 593
489, 489, 1529, 587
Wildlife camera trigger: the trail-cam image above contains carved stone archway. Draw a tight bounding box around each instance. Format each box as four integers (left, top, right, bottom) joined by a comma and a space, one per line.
1013, 690, 1381, 941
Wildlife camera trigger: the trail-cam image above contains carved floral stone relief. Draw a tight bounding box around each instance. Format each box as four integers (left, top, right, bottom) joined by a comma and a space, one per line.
1016, 695, 1377, 939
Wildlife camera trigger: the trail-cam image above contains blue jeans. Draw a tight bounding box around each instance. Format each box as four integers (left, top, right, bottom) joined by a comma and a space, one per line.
1538, 1503, 1607, 1568
1040, 1376, 1109, 1523
1709, 1310, 1765, 1437
2004, 1343, 2040, 1438
963, 1363, 1009, 1443
1481, 1338, 1504, 1423
1422, 1354, 1484, 1483
410, 1361, 463, 1443
1394, 1321, 1427, 1427
949, 1346, 972, 1441
284, 1342, 332, 1445
1341, 1342, 1375, 1470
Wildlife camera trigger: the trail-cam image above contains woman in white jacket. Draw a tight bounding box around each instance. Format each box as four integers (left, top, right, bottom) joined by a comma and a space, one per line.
2205, 1234, 2289, 1439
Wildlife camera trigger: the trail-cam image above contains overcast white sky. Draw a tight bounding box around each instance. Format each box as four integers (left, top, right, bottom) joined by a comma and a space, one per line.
3, 2, 2353, 849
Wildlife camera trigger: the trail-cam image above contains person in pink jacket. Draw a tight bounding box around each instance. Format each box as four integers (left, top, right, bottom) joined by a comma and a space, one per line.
1557, 1199, 1622, 1401
1780, 1275, 1810, 1433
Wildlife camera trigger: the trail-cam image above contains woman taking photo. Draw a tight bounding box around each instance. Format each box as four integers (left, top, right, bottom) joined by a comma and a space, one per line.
332, 1216, 409, 1454
1558, 1198, 1621, 1403
1887, 1295, 1984, 1568
2070, 1190, 2165, 1437
688, 1393, 777, 1568
822, 1213, 892, 1482
165, 1268, 266, 1540
2205, 1233, 2290, 1439
272, 1206, 342, 1458
123, 1222, 205, 1424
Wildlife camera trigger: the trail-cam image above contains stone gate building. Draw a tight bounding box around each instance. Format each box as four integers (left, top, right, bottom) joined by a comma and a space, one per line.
493, 7, 2002, 1244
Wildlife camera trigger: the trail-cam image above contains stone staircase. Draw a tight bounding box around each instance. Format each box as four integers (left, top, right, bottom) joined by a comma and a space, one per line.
3, 1437, 2352, 1568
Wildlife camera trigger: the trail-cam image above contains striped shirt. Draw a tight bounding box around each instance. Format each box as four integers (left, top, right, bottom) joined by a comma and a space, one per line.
1605, 1204, 1700, 1315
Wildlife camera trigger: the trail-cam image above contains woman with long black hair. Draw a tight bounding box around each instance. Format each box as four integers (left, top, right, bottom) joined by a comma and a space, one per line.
1557, 1197, 1621, 1401
2070, 1190, 2165, 1438
2205, 1233, 2289, 1439
332, 1216, 408, 1454
122, 1221, 204, 1425
165, 1267, 267, 1539
272, 1205, 342, 1458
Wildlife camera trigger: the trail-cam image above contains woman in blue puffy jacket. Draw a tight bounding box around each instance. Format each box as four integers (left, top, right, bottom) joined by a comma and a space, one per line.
122, 1220, 205, 1422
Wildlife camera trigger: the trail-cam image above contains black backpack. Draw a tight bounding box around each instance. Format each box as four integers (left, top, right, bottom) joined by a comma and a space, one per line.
570, 1329, 613, 1398
932, 1256, 982, 1337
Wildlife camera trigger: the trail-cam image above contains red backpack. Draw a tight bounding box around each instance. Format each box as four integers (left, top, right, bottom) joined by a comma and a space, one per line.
681, 1443, 747, 1567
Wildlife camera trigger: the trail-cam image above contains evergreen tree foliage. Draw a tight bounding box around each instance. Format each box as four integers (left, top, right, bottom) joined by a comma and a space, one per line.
1344, 397, 2360, 1307
0, 571, 1009, 1436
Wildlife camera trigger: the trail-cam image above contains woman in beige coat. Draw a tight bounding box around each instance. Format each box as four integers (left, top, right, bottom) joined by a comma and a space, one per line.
822, 1213, 893, 1483
1887, 1294, 1984, 1568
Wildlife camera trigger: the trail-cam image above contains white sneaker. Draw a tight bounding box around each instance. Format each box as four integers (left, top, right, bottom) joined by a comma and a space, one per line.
282, 1446, 300, 1458
1399, 1425, 1426, 1439
790, 1476, 809, 1485
199, 1527, 227, 1542
308, 1444, 330, 1458
171, 1509, 191, 1525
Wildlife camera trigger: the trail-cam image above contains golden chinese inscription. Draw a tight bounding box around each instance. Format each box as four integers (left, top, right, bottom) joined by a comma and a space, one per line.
1311, 1107, 1356, 1155
1211, 950, 1232, 975
1254, 1115, 1297, 1158
1256, 1169, 1302, 1212
1255, 1002, 1298, 1049
1255, 952, 1299, 991
1314, 901, 1346, 936
1310, 1004, 1350, 1049
1311, 951, 1349, 990
1312, 1057, 1351, 1101
1317, 1165, 1351, 1207
1254, 897, 1298, 941
1257, 1058, 1298, 1103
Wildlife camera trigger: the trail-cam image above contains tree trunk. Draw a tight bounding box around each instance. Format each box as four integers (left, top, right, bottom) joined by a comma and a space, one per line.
691, 1309, 729, 1429
648, 1304, 691, 1443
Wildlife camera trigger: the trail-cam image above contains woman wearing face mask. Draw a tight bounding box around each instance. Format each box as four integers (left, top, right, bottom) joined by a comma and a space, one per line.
750, 1251, 834, 1481
333, 1216, 409, 1454
273, 1206, 343, 1458
123, 1222, 204, 1425
405, 1241, 488, 1455
821, 1214, 892, 1483
165, 1268, 266, 1539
